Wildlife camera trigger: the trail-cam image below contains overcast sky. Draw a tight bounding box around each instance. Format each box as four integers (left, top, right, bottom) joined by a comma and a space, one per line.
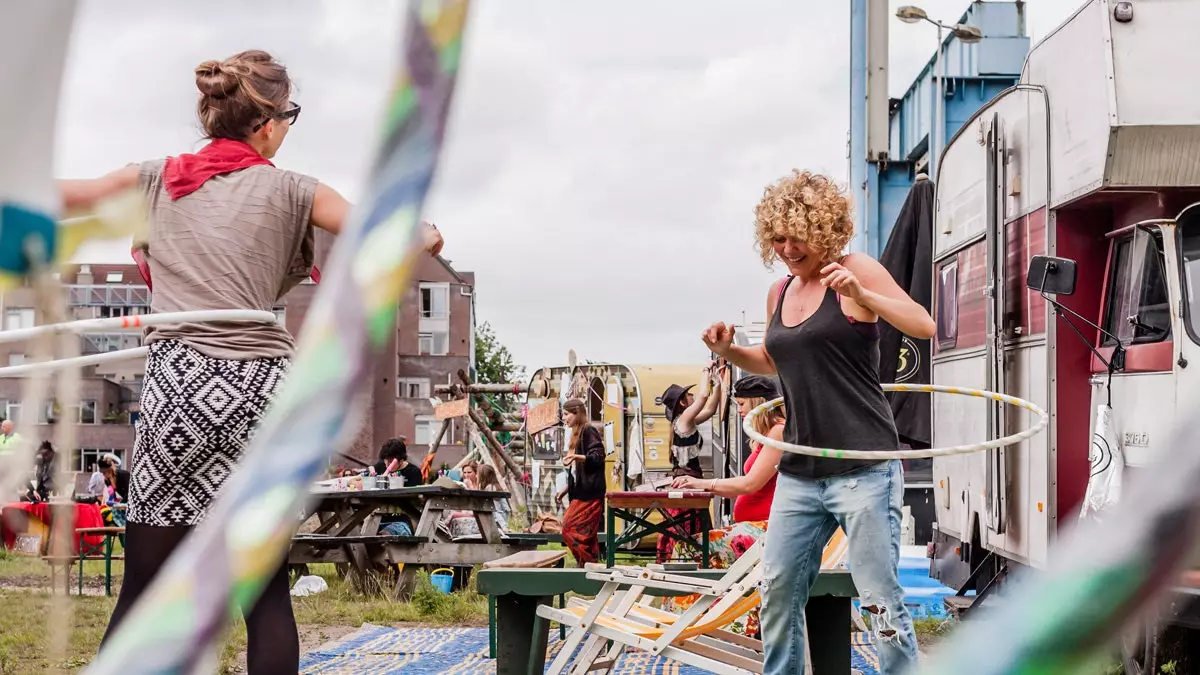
58, 0, 1082, 372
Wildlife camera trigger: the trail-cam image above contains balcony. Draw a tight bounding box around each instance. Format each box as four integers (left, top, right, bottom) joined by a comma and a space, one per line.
80, 332, 142, 355
67, 285, 150, 308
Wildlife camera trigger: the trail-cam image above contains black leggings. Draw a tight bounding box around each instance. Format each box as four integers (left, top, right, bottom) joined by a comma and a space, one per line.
102, 522, 299, 674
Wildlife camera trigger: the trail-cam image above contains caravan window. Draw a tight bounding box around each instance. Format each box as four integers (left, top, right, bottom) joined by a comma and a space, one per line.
935, 260, 959, 350
1102, 230, 1170, 346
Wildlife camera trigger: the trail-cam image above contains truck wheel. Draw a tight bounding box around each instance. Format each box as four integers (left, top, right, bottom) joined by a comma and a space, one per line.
1121, 619, 1158, 675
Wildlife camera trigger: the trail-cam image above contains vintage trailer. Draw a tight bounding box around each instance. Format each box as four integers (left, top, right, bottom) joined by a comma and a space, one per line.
522, 362, 709, 547
929, 0, 1200, 668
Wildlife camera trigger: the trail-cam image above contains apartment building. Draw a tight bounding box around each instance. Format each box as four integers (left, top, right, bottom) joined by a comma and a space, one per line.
0, 264, 150, 483
286, 231, 475, 469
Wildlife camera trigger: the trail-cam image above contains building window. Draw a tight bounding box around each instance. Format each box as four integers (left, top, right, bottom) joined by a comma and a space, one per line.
7, 353, 25, 367
79, 400, 97, 425
418, 332, 449, 356
38, 401, 56, 425
105, 272, 123, 283
398, 378, 431, 399
4, 308, 34, 330
419, 283, 450, 319
74, 448, 124, 473
415, 415, 455, 445
2, 401, 21, 423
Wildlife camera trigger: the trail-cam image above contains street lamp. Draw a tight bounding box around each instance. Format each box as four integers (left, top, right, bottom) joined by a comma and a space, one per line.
895, 5, 982, 179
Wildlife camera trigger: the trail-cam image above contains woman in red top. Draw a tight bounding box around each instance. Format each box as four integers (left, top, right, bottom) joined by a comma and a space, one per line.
664, 374, 785, 635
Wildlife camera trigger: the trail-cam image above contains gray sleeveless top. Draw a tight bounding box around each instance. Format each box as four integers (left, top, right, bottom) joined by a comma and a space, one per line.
763, 277, 899, 479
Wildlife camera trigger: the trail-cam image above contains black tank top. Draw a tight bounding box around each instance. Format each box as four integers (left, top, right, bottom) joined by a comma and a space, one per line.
764, 277, 899, 479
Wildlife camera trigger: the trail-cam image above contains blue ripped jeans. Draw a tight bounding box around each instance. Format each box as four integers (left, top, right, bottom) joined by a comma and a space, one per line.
760, 460, 917, 674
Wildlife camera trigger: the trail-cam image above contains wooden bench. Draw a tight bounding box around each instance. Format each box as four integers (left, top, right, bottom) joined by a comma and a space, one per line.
291, 533, 428, 547
483, 550, 570, 659
477, 567, 859, 675
44, 525, 126, 597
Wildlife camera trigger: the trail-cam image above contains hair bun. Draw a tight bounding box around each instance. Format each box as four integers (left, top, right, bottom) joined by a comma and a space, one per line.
195, 59, 239, 99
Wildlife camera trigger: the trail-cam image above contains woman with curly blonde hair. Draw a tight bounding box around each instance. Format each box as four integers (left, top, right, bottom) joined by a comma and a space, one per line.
702, 170, 934, 674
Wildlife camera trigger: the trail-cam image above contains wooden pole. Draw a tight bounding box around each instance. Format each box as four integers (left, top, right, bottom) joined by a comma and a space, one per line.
467, 406, 524, 480
468, 418, 526, 508
420, 418, 452, 482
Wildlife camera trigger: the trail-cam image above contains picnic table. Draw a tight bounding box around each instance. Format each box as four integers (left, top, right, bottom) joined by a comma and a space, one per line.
290, 485, 542, 598
605, 491, 714, 568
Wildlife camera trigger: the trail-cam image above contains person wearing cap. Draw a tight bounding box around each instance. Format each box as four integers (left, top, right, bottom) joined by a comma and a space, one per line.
664, 374, 786, 636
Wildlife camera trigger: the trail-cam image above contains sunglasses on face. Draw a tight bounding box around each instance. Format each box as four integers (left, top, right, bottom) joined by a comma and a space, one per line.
252, 101, 301, 132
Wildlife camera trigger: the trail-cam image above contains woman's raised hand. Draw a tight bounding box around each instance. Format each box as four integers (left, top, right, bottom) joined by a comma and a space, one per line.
422, 221, 444, 256
701, 322, 735, 355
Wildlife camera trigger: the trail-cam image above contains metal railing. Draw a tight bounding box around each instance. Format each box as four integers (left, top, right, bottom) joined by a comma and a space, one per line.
80, 333, 142, 355
66, 285, 150, 308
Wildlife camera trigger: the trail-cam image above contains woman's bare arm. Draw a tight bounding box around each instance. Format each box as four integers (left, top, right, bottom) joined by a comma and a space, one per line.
310, 182, 350, 235
58, 165, 140, 213
692, 376, 722, 426
826, 253, 936, 338
702, 279, 783, 375
673, 426, 784, 496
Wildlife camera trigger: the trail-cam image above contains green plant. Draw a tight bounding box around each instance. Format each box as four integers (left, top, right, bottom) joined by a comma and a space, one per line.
411, 570, 448, 616
1162, 660, 1178, 675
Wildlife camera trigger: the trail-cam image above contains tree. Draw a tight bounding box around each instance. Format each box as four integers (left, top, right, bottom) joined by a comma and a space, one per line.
474, 321, 525, 415
475, 321, 524, 386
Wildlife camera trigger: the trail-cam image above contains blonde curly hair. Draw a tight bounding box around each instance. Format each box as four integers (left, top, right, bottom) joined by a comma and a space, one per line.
754, 170, 854, 267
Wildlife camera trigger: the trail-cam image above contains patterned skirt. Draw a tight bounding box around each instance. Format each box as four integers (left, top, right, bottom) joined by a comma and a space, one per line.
127, 340, 289, 527
661, 519, 767, 636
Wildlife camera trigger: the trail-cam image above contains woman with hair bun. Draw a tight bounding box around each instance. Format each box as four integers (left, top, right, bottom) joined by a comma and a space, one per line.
58, 50, 445, 673
703, 170, 934, 674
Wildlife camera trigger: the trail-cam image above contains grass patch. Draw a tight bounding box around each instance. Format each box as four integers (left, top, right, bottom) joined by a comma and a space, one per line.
0, 554, 489, 673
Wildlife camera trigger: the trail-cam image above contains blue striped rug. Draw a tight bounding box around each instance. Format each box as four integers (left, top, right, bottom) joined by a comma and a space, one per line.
300, 625, 880, 674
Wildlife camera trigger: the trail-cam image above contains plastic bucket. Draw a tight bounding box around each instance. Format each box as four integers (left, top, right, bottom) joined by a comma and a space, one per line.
430, 568, 454, 594
361, 475, 378, 490
388, 474, 405, 489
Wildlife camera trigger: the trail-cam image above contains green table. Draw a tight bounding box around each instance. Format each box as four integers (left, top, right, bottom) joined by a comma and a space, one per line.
478, 567, 859, 675
604, 491, 713, 568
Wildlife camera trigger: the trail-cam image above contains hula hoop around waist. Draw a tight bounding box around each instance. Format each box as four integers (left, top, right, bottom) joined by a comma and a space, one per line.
0, 309, 279, 377
742, 383, 1049, 460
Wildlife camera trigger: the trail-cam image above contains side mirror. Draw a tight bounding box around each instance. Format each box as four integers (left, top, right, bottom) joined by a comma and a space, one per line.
1026, 255, 1077, 296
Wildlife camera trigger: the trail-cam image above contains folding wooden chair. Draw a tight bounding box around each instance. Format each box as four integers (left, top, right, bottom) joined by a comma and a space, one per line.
536, 539, 766, 674
536, 527, 855, 675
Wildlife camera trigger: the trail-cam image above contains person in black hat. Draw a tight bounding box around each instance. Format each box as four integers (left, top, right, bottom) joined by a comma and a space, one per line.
660, 364, 722, 479
655, 364, 722, 564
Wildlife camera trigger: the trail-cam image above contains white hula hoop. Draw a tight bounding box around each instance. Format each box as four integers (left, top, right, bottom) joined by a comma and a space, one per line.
743, 383, 1049, 460
0, 309, 278, 377
0, 309, 278, 345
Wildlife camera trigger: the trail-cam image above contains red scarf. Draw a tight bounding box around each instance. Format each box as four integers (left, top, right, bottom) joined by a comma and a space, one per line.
163, 138, 273, 200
